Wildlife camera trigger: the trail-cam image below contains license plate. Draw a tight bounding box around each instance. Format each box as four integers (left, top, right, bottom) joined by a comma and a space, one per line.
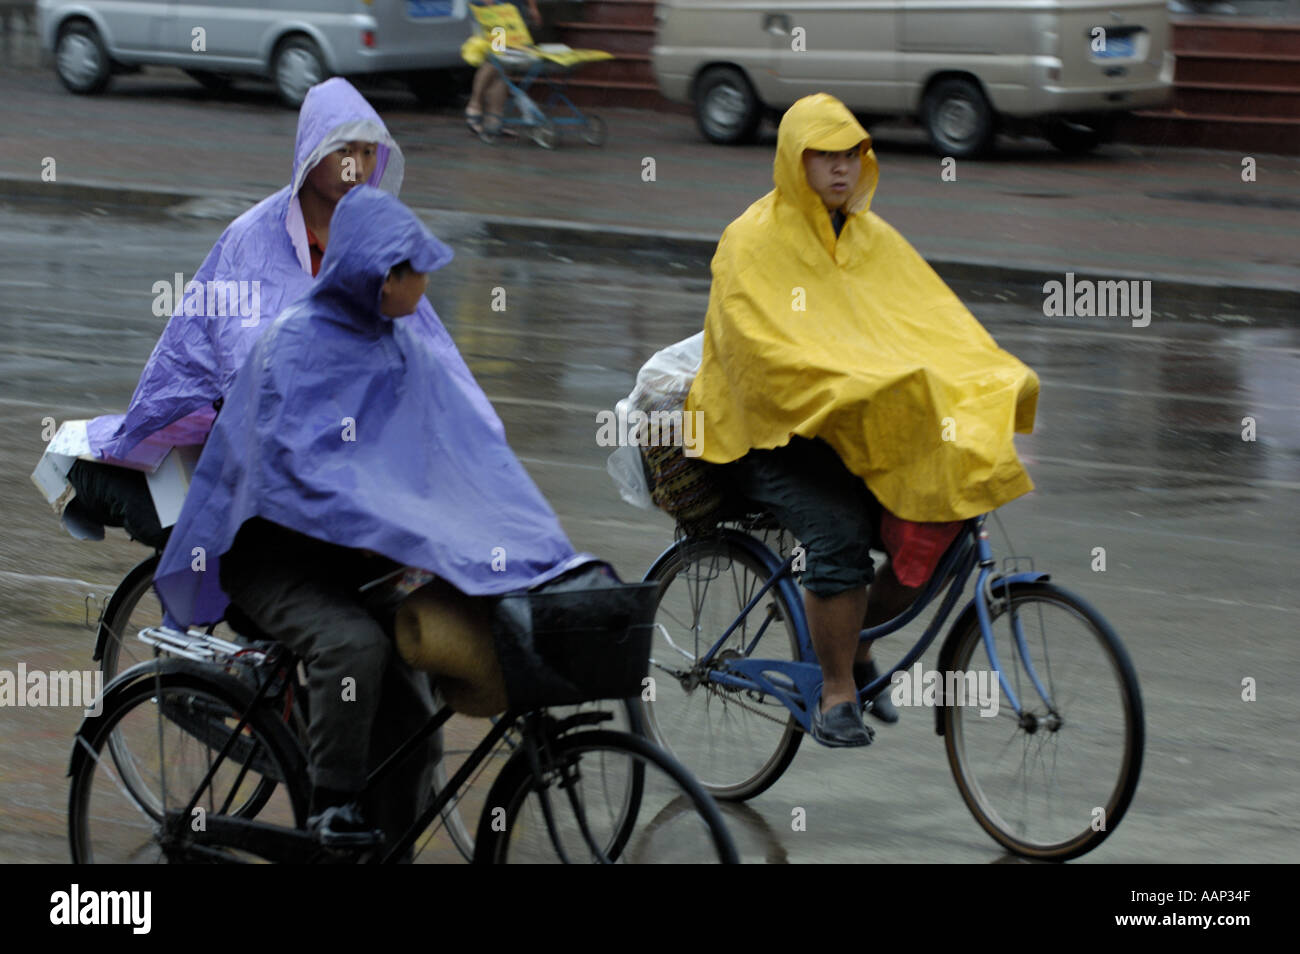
407, 0, 454, 17
1093, 33, 1136, 59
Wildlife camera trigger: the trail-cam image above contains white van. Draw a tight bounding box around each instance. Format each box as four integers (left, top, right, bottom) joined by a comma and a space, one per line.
652, 0, 1174, 155
37, 0, 475, 107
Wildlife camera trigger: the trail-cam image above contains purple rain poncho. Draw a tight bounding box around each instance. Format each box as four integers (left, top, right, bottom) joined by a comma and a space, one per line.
85, 77, 469, 469
154, 186, 587, 626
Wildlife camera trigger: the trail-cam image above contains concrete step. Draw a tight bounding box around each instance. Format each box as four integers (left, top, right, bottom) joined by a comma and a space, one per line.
1172, 81, 1300, 117
1114, 110, 1300, 153
559, 79, 689, 112
1174, 51, 1300, 87
568, 53, 655, 85
552, 22, 655, 55
1173, 18, 1300, 55
580, 0, 657, 27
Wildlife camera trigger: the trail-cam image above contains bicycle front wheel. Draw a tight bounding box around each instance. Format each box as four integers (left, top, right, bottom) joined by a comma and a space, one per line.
69, 664, 309, 863
639, 535, 803, 800
429, 698, 642, 863
943, 581, 1144, 861
472, 728, 738, 863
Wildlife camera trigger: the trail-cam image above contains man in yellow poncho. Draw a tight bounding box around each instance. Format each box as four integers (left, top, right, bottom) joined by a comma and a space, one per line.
685, 93, 1039, 747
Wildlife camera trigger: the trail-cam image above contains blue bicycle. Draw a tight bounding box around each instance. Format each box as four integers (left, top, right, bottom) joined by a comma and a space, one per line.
637, 512, 1145, 861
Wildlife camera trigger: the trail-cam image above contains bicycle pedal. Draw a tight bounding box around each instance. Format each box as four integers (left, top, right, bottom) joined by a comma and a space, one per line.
316, 827, 384, 850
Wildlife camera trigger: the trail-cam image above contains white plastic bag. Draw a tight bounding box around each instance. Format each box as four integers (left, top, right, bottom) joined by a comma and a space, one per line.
606, 439, 653, 509
605, 333, 705, 509
628, 332, 703, 409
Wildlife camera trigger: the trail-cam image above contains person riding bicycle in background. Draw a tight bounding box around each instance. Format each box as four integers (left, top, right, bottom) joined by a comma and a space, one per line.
461, 0, 543, 138
62, 78, 486, 549
152, 186, 593, 852
685, 93, 1040, 747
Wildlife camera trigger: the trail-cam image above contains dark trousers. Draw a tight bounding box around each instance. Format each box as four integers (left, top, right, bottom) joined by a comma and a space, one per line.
220, 520, 441, 852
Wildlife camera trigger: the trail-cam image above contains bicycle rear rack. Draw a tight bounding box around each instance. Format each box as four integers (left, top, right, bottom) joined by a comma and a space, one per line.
137, 626, 264, 666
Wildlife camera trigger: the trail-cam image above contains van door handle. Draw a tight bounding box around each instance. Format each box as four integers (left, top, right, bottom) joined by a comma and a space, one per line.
763, 13, 792, 36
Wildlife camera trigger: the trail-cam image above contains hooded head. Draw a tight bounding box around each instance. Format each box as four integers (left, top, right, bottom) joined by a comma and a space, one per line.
310, 186, 453, 326
774, 94, 878, 232
289, 78, 406, 202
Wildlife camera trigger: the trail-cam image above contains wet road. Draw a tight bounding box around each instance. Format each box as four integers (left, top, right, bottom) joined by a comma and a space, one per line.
0, 198, 1297, 863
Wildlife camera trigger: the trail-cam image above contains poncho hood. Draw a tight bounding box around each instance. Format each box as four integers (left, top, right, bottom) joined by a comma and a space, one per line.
684, 94, 1039, 522
154, 187, 588, 625
86, 78, 406, 467
310, 181, 453, 329
773, 93, 877, 258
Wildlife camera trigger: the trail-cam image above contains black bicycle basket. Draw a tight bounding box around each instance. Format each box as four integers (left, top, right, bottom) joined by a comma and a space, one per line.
491, 564, 658, 711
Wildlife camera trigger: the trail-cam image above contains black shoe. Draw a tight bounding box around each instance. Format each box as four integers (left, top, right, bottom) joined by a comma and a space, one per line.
810, 698, 874, 747
855, 660, 900, 724
307, 802, 384, 850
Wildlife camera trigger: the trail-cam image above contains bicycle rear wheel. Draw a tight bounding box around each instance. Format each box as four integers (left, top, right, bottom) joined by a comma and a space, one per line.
639, 536, 803, 800
472, 728, 738, 863
943, 581, 1144, 861
69, 663, 309, 863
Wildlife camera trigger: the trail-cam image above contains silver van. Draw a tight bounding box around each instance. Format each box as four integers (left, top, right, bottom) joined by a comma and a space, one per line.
36, 0, 475, 107
653, 0, 1174, 155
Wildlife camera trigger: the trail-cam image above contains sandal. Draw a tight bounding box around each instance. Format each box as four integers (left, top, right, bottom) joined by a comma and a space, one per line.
481, 113, 518, 140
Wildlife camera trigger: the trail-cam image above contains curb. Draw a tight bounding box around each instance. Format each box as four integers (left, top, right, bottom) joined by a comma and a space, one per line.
4, 175, 1298, 314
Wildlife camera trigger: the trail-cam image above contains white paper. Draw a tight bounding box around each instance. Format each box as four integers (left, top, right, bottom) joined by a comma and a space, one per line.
146, 445, 202, 528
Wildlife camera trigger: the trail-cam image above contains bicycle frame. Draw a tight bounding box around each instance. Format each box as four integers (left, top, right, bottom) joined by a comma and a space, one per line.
153, 649, 619, 864
645, 515, 1055, 734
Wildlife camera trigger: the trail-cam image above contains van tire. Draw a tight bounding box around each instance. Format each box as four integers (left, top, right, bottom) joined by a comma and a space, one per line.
1043, 117, 1113, 156
694, 66, 762, 145
272, 36, 328, 109
922, 77, 996, 158
54, 21, 112, 95
185, 70, 233, 93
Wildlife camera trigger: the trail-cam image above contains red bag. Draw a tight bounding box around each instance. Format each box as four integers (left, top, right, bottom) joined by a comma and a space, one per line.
880, 510, 963, 588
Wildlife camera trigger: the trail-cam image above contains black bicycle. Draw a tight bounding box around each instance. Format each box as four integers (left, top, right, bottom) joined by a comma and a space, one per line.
69, 585, 739, 864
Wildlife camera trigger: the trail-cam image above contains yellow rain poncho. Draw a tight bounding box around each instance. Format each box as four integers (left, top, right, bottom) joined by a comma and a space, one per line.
684, 94, 1039, 522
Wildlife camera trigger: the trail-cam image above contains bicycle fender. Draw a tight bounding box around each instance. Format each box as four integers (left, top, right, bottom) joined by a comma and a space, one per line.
92, 552, 161, 663
933, 572, 1050, 736
66, 658, 261, 778
642, 529, 808, 637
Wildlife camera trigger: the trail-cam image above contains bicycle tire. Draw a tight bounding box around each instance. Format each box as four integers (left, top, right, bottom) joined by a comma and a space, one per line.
638, 535, 803, 800
471, 728, 738, 863
69, 662, 309, 863
96, 553, 161, 683
942, 581, 1144, 861
431, 699, 642, 863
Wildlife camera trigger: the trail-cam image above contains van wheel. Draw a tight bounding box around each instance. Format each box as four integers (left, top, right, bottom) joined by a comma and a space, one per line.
694, 66, 762, 145
185, 70, 233, 92
273, 36, 327, 108
55, 22, 112, 95
1043, 117, 1113, 156
922, 77, 996, 158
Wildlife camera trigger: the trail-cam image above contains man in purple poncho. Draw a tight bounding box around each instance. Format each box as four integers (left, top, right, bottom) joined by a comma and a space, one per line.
154, 185, 590, 850
65, 77, 496, 547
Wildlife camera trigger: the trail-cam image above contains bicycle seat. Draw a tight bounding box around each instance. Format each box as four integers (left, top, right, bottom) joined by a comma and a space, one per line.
222, 603, 275, 643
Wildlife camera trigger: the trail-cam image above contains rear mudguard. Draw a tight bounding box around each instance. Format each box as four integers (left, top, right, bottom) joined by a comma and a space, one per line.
643, 528, 808, 639
92, 552, 160, 663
